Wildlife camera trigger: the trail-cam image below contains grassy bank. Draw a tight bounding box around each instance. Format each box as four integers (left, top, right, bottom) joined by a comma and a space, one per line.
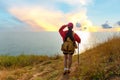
0, 54, 64, 80
0, 54, 50, 69
76, 37, 120, 80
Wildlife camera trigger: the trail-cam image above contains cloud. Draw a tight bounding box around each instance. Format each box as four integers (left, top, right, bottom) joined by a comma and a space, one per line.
101, 21, 112, 29
57, 0, 93, 5
98, 21, 120, 32
1, 0, 94, 31
9, 7, 62, 31
2, 0, 120, 32
102, 23, 112, 29
76, 22, 81, 28
117, 21, 120, 26
6, 4, 120, 32
6, 0, 120, 32
8, 5, 92, 31
0, 8, 34, 31
10, 15, 25, 24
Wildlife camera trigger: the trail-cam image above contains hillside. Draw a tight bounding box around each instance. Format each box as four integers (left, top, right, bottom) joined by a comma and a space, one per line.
77, 37, 120, 80
0, 37, 120, 80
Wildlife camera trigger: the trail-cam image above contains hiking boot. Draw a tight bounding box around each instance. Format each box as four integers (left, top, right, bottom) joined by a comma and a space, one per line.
63, 70, 68, 75
63, 70, 71, 75
67, 70, 70, 74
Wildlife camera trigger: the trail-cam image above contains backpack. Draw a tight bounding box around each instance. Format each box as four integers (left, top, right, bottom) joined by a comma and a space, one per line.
61, 32, 77, 53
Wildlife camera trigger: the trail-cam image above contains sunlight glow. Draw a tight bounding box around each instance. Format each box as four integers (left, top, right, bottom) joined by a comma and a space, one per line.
35, 20, 58, 31
75, 31, 91, 53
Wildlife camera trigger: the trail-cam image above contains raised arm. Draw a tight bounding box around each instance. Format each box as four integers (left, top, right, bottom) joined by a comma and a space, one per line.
59, 25, 67, 38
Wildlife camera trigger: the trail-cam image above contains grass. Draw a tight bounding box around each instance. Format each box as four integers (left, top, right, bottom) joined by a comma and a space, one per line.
0, 54, 50, 69
0, 37, 120, 80
76, 37, 120, 80
0, 54, 63, 80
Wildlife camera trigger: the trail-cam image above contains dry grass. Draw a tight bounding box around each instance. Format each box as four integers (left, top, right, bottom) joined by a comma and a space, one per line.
76, 37, 120, 80
0, 54, 63, 80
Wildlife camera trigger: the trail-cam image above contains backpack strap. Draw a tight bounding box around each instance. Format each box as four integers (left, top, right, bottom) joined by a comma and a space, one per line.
72, 31, 75, 38
72, 31, 77, 48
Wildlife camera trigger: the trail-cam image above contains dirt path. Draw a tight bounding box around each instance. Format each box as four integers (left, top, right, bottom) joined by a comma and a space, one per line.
58, 74, 70, 80
58, 62, 79, 80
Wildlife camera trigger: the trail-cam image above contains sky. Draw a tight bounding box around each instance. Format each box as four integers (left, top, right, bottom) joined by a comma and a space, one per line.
0, 0, 120, 32
0, 0, 120, 55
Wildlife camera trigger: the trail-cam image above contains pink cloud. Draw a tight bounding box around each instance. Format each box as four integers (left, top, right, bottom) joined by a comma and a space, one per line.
9, 6, 91, 31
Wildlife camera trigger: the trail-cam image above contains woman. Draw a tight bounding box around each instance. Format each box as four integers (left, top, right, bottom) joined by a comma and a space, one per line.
59, 22, 81, 75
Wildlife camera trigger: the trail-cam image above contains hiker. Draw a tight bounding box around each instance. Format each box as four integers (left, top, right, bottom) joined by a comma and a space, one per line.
59, 22, 81, 75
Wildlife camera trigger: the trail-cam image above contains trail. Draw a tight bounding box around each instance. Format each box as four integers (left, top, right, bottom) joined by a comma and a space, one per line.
58, 62, 79, 80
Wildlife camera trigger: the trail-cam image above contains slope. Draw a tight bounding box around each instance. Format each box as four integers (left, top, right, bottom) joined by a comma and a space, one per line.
75, 37, 120, 80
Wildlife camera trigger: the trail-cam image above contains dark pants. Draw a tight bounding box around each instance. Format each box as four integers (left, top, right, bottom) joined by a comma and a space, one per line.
63, 52, 74, 55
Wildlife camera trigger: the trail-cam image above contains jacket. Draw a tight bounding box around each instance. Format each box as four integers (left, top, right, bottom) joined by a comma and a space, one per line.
59, 25, 81, 43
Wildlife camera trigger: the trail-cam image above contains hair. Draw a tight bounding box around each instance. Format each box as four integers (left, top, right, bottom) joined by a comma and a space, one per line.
64, 27, 74, 42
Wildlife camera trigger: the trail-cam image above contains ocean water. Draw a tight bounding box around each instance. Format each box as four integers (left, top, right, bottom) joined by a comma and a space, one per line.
0, 31, 120, 56
0, 32, 62, 56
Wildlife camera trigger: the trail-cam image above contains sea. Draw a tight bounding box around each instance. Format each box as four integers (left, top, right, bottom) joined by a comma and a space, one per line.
0, 32, 62, 56
0, 31, 120, 56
